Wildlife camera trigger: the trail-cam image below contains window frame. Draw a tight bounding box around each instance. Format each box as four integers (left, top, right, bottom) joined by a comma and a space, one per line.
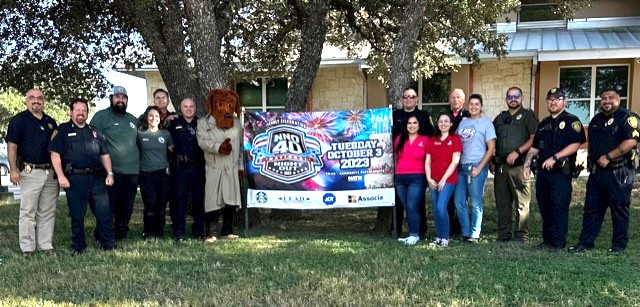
518, 1, 562, 23
416, 72, 452, 111
557, 64, 630, 123
236, 76, 288, 112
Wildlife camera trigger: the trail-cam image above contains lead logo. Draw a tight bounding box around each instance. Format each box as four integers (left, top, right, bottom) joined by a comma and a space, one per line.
251, 126, 324, 184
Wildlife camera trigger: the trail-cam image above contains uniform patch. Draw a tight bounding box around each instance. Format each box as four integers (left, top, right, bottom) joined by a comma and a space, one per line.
633, 131, 640, 138
627, 116, 638, 129
559, 121, 565, 129
130, 122, 136, 129
516, 114, 522, 120
606, 118, 614, 126
158, 136, 165, 144
571, 121, 581, 133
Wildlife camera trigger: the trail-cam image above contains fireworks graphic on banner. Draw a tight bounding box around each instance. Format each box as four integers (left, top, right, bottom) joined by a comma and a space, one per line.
295, 112, 339, 143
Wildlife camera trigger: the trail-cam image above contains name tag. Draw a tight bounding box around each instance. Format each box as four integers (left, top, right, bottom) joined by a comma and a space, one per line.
176, 126, 183, 129
114, 123, 120, 126
142, 138, 149, 142
68, 133, 77, 136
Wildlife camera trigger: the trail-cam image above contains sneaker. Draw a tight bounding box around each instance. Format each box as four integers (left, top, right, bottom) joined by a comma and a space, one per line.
404, 236, 419, 246
608, 246, 625, 253
568, 244, 591, 253
205, 235, 218, 243
398, 237, 409, 243
221, 234, 240, 240
465, 237, 479, 244
439, 239, 449, 247
430, 238, 442, 245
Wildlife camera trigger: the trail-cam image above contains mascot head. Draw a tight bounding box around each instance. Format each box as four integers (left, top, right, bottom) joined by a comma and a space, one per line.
205, 89, 241, 129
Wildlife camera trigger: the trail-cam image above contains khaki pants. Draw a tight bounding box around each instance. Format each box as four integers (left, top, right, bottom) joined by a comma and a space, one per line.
19, 169, 59, 252
494, 164, 531, 240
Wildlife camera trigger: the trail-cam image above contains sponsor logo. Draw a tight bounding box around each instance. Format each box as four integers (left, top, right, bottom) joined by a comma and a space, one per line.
130, 122, 136, 129
323, 193, 336, 205
251, 125, 324, 184
255, 192, 268, 204
348, 195, 384, 203
278, 195, 311, 203
158, 136, 165, 143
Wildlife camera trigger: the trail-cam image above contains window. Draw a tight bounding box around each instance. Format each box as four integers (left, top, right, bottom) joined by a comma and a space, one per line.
519, 0, 561, 22
559, 65, 629, 123
408, 72, 451, 121
236, 77, 287, 112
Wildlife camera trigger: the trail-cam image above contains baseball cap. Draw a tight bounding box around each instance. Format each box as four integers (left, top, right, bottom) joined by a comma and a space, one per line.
546, 87, 565, 99
112, 86, 128, 96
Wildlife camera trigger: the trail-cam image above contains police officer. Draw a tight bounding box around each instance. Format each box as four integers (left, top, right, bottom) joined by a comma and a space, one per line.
50, 98, 116, 253
168, 98, 205, 240
523, 88, 585, 250
492, 86, 538, 243
90, 86, 140, 241
6, 88, 59, 256
569, 88, 640, 253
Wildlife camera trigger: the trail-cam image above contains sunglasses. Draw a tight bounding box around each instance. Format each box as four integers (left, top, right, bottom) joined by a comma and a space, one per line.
402, 95, 417, 99
506, 94, 521, 100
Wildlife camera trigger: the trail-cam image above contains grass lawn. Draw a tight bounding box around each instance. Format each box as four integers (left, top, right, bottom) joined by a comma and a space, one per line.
0, 178, 638, 306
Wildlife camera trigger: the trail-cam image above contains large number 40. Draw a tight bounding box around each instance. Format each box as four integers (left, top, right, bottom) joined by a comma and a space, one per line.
272, 140, 303, 154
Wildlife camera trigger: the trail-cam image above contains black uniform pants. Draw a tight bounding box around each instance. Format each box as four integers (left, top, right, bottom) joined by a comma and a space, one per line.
107, 173, 138, 240
205, 205, 237, 237
578, 166, 634, 249
66, 174, 115, 252
535, 169, 572, 248
139, 170, 170, 238
171, 165, 205, 238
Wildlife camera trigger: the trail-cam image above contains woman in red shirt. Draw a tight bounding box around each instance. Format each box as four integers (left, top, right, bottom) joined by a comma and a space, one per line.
394, 116, 430, 246
425, 113, 462, 247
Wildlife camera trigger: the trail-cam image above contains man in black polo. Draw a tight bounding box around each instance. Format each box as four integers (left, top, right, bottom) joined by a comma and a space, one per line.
6, 88, 60, 256
392, 87, 434, 236
168, 98, 205, 240
50, 99, 116, 253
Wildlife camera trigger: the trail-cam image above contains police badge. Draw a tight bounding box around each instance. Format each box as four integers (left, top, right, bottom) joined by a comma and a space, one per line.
24, 164, 32, 174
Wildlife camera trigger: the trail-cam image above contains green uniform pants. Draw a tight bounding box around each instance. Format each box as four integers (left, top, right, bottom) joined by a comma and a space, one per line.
493, 164, 531, 241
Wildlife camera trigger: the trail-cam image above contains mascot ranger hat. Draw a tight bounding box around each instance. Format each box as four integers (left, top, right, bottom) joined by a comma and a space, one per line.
206, 89, 241, 129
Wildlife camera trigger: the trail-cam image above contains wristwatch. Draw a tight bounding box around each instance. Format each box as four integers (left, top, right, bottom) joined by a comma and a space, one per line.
552, 154, 558, 161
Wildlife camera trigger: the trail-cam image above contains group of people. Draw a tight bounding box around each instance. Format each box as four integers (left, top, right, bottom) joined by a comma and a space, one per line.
8, 86, 244, 255
393, 86, 639, 253
7, 83, 638, 255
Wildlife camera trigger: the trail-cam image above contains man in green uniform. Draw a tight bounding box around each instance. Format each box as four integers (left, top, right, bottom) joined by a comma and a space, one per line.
491, 86, 538, 243
90, 86, 140, 240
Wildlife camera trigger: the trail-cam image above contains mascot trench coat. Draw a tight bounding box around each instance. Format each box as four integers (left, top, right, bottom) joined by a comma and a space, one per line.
196, 115, 244, 212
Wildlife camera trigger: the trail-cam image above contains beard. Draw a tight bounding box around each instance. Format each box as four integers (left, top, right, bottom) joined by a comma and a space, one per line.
112, 102, 127, 114
507, 103, 521, 110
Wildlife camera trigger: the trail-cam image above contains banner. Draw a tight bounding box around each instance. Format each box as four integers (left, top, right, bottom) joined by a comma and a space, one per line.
244, 108, 394, 209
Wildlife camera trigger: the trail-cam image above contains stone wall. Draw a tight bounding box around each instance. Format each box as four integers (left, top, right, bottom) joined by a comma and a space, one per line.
311, 66, 365, 111
472, 59, 532, 120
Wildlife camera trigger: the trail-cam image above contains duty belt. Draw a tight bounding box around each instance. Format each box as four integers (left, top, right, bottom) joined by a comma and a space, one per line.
66, 168, 105, 176
23, 162, 51, 170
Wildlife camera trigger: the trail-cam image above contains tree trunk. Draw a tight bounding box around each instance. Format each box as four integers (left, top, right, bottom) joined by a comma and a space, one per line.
284, 0, 330, 112
375, 0, 427, 231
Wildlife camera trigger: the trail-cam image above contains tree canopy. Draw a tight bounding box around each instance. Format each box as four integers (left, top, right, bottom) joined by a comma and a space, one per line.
1, 0, 591, 113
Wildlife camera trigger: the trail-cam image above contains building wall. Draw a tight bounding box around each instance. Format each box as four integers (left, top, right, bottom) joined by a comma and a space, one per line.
451, 65, 471, 101
575, 0, 640, 18
472, 59, 533, 120
143, 71, 176, 112
538, 58, 638, 118
311, 65, 365, 111
366, 76, 387, 109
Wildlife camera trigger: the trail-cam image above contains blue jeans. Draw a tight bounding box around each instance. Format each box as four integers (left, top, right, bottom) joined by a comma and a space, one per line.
429, 183, 456, 239
454, 164, 489, 239
395, 174, 426, 236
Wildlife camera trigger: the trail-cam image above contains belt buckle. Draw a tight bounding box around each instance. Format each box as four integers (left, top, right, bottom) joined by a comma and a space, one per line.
24, 164, 32, 174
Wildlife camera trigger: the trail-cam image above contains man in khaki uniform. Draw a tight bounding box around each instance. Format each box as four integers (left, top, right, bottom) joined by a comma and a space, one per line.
6, 88, 60, 256
491, 86, 538, 243
197, 89, 244, 242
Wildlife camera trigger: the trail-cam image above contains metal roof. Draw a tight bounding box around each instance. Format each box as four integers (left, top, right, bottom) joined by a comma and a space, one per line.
502, 26, 640, 61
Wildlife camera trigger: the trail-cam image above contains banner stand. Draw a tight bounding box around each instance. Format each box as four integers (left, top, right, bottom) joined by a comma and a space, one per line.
241, 107, 250, 237
389, 104, 397, 239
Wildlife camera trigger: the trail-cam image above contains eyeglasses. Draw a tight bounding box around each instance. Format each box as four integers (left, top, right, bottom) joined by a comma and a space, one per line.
506, 94, 521, 100
547, 98, 564, 103
402, 95, 417, 99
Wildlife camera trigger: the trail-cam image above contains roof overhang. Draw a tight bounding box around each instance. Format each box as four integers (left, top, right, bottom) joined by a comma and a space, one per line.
538, 47, 640, 61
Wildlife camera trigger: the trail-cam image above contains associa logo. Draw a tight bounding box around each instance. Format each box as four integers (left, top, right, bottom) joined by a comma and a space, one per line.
348, 195, 384, 203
